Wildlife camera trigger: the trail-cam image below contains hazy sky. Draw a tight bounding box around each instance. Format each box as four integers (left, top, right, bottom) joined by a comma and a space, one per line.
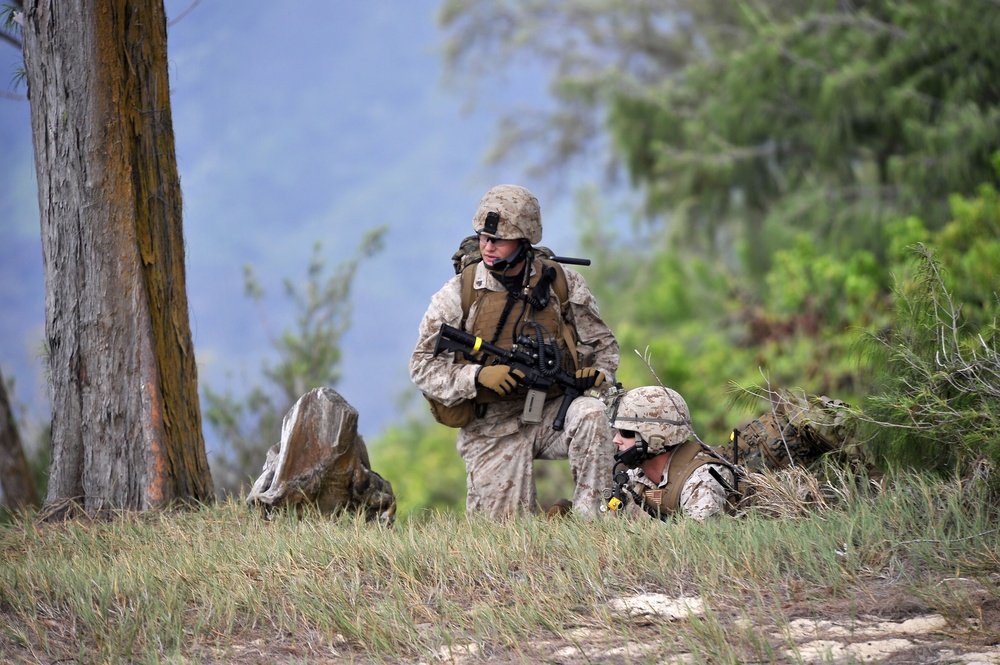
0, 1, 601, 450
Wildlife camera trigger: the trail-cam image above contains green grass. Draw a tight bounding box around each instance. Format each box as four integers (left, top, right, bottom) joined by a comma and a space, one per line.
0, 469, 998, 664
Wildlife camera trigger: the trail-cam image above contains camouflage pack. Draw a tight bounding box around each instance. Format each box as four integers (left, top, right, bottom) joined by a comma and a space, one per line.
727, 391, 855, 472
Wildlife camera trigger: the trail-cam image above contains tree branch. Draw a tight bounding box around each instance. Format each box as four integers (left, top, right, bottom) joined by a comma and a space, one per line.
1, 29, 21, 50
167, 0, 203, 27
797, 12, 909, 40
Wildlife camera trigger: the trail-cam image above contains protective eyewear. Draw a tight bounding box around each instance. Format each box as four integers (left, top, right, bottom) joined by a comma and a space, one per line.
477, 233, 511, 246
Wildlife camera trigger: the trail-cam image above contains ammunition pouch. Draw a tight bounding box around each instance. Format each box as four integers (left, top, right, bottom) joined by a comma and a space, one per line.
423, 394, 476, 428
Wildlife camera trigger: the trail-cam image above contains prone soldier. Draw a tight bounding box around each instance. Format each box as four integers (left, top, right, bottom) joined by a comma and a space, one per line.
603, 385, 736, 521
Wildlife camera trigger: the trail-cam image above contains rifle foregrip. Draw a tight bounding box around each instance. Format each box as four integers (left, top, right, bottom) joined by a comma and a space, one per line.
552, 389, 578, 432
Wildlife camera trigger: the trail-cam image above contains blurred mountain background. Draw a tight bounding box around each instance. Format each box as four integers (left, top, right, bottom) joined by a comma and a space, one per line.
0, 1, 613, 452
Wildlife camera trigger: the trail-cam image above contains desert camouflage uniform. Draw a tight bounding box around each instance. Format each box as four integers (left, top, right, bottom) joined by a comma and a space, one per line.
410, 260, 620, 518
625, 463, 734, 522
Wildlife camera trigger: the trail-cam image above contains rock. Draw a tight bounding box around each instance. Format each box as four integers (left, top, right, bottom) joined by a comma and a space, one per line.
245, 387, 396, 524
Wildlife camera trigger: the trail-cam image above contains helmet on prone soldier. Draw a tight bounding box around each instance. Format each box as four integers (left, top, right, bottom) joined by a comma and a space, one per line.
472, 184, 543, 245
612, 386, 694, 460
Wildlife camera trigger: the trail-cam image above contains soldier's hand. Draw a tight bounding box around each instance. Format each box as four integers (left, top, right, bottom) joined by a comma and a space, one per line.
574, 367, 605, 391
476, 364, 525, 396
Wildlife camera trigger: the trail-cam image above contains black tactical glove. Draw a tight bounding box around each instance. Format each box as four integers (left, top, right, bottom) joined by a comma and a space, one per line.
574, 367, 605, 392
476, 364, 525, 396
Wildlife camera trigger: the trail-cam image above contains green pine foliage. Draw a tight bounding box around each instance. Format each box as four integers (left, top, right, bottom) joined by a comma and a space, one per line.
577, 202, 888, 447
376, 2, 1000, 515
857, 181, 1000, 475
608, 0, 1000, 246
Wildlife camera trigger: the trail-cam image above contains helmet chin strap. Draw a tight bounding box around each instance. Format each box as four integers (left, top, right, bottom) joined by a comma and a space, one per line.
614, 435, 649, 467
488, 240, 527, 273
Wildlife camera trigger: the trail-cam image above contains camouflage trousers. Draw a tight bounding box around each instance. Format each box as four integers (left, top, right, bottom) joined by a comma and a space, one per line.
457, 395, 615, 519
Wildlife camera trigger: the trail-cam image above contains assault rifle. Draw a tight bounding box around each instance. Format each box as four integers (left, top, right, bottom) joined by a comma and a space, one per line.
433, 323, 583, 431
601, 464, 641, 514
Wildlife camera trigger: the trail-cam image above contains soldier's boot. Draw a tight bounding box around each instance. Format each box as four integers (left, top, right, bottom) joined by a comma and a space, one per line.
545, 498, 573, 518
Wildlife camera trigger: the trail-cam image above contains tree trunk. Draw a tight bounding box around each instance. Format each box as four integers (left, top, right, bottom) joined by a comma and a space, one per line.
0, 367, 41, 512
22, 0, 213, 512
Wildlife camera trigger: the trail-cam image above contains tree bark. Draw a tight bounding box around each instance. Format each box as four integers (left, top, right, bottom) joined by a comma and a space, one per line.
0, 367, 41, 512
22, 0, 213, 512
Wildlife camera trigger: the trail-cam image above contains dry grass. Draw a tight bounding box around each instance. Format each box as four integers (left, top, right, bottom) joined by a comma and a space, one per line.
0, 469, 998, 664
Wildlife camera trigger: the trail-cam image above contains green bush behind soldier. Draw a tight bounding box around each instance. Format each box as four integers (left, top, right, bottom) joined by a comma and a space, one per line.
409, 184, 620, 519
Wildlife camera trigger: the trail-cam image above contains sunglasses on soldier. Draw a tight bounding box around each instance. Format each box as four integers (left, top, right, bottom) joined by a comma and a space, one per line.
477, 233, 513, 246
617, 429, 637, 439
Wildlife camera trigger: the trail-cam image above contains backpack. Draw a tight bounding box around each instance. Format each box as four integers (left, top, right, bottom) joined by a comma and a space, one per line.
425, 236, 574, 428
727, 392, 853, 473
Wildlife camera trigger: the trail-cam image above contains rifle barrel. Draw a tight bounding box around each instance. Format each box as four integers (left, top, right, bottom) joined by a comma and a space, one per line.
547, 255, 591, 266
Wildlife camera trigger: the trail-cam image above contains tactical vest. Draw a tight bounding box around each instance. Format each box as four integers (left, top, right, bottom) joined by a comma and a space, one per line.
423, 253, 577, 426
465, 255, 578, 405
636, 440, 722, 518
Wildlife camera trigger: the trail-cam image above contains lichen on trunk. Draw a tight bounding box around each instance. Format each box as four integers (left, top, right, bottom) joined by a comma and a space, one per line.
22, 0, 213, 513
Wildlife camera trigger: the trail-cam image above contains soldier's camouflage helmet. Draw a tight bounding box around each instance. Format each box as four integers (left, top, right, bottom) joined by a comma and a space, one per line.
611, 386, 694, 457
472, 184, 543, 244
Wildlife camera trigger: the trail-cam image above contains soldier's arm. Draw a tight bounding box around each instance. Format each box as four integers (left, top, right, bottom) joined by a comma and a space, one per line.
679, 465, 733, 521
409, 277, 480, 406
